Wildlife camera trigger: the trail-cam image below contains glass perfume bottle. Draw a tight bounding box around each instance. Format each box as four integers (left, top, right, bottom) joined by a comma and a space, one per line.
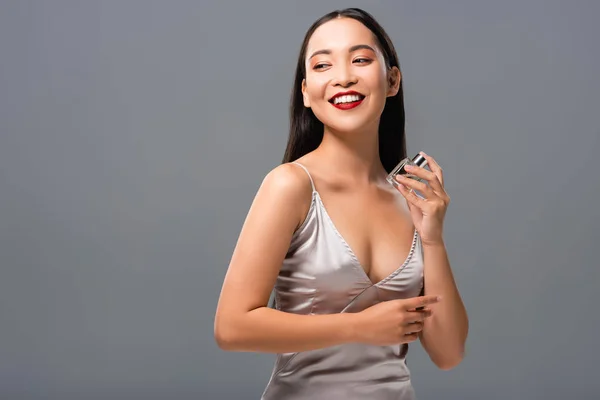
386, 153, 429, 190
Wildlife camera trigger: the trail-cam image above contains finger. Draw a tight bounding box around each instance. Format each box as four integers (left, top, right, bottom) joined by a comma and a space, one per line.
403, 164, 445, 194
409, 305, 433, 313
414, 308, 433, 317
405, 309, 432, 323
403, 164, 436, 183
396, 180, 427, 208
404, 321, 424, 332
419, 151, 444, 187
395, 174, 435, 199
403, 295, 441, 311
402, 332, 419, 343
404, 324, 423, 334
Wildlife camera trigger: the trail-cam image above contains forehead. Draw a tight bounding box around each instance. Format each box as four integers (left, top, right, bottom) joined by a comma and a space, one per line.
306, 17, 380, 55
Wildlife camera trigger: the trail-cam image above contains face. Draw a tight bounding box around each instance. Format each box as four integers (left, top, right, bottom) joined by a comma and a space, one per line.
302, 17, 401, 134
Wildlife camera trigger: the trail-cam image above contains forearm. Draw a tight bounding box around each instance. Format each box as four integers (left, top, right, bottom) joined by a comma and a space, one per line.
215, 307, 357, 353
420, 240, 469, 369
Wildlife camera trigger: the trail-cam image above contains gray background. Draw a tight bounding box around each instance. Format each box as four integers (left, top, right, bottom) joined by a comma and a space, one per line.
1, 1, 599, 399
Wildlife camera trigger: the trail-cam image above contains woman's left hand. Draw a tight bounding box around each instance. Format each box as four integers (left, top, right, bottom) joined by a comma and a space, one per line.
395, 152, 450, 246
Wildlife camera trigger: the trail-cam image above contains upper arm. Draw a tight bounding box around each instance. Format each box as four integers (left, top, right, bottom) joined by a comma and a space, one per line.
214, 163, 312, 323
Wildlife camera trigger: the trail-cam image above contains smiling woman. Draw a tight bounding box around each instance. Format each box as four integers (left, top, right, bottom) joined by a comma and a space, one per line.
286, 12, 406, 171
214, 7, 468, 400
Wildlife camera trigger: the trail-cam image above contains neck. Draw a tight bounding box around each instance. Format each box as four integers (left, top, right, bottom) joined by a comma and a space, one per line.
313, 121, 386, 185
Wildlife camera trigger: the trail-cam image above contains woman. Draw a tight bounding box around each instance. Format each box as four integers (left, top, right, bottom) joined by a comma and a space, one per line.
214, 7, 468, 399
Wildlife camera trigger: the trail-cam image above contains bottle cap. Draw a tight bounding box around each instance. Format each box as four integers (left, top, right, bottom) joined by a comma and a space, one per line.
411, 153, 428, 167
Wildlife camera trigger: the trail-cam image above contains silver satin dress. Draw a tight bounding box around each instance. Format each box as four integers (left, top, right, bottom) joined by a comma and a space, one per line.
261, 162, 425, 400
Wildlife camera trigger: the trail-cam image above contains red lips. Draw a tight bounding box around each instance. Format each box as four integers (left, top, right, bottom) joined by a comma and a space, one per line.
329, 90, 365, 110
328, 90, 365, 103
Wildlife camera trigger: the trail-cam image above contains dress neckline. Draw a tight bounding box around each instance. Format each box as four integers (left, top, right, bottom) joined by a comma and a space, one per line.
313, 191, 419, 287
289, 161, 419, 287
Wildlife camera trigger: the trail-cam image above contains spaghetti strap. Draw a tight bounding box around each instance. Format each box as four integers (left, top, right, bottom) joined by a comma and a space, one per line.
291, 162, 315, 192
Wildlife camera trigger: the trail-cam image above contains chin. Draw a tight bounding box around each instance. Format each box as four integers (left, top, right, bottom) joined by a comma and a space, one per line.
315, 105, 383, 134
323, 115, 379, 134
326, 122, 370, 133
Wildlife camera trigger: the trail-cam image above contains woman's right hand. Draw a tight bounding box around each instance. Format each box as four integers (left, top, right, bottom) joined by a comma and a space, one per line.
351, 295, 441, 346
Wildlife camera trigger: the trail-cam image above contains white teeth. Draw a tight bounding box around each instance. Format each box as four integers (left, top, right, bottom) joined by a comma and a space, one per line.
333, 94, 362, 104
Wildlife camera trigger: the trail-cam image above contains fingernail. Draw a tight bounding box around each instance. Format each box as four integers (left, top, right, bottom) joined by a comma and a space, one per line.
404, 165, 413, 170
420, 151, 427, 156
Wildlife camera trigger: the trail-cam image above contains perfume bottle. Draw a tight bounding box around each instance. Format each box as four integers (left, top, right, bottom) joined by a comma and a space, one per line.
386, 153, 429, 189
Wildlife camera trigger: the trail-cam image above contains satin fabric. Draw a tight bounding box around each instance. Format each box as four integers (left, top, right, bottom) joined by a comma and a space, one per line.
261, 162, 424, 400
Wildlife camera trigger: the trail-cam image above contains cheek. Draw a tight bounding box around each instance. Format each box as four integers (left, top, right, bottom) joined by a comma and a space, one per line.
367, 71, 388, 95
304, 78, 328, 102
367, 74, 390, 107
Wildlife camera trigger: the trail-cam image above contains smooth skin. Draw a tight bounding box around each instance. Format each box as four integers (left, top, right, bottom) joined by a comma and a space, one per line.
214, 17, 468, 370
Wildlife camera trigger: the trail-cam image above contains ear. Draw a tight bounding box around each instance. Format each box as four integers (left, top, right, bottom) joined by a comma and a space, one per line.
386, 66, 401, 97
301, 79, 311, 108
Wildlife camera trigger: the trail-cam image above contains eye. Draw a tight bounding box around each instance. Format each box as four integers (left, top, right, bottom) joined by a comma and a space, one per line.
354, 58, 371, 64
313, 63, 329, 70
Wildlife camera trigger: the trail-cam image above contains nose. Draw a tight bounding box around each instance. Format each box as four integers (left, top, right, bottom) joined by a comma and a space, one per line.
331, 63, 357, 88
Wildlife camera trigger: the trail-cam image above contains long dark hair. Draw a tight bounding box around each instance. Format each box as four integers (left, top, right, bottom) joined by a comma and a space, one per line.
282, 8, 407, 172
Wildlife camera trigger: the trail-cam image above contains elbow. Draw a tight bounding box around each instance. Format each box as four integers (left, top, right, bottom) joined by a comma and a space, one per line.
434, 349, 465, 371
214, 317, 242, 351
214, 328, 236, 351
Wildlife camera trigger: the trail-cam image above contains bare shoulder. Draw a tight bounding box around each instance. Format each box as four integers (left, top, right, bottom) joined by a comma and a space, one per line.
261, 162, 312, 197
257, 163, 314, 228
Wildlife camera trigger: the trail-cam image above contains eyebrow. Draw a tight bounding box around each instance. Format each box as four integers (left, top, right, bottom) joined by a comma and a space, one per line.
308, 44, 376, 60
